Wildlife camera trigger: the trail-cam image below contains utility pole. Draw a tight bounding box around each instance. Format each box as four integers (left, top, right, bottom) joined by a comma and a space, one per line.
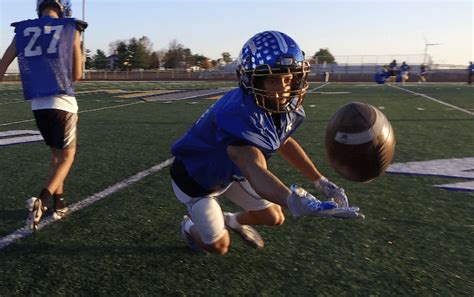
82, 0, 86, 79
423, 36, 440, 65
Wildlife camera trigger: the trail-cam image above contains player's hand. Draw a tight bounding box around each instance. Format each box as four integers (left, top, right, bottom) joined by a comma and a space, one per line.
287, 185, 364, 220
314, 176, 349, 208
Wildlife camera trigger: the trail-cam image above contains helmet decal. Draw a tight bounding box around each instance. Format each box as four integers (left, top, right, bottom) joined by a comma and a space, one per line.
269, 31, 288, 54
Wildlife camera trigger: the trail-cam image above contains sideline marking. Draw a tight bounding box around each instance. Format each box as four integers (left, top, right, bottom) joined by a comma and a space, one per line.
388, 84, 474, 116
0, 157, 174, 250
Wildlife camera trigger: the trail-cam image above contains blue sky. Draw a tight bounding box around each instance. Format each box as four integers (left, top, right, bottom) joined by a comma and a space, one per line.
1, 0, 472, 69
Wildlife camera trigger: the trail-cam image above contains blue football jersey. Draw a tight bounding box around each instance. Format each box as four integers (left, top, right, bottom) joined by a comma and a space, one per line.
374, 70, 390, 84
171, 88, 305, 191
400, 64, 410, 72
12, 16, 77, 100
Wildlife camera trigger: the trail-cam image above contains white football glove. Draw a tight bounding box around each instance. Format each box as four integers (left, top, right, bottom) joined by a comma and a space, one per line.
314, 176, 349, 208
287, 185, 364, 220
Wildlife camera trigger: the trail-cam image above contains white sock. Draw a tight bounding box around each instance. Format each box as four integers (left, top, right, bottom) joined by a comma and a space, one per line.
225, 212, 242, 229
184, 218, 194, 233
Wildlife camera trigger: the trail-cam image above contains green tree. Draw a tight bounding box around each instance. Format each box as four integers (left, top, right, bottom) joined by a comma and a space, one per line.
163, 39, 189, 69
312, 48, 336, 64
85, 49, 93, 69
128, 36, 152, 69
115, 41, 130, 70
93, 49, 108, 70
149, 52, 160, 69
188, 54, 210, 69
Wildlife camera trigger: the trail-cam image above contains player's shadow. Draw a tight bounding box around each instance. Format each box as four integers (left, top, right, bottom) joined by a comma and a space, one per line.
3, 242, 189, 257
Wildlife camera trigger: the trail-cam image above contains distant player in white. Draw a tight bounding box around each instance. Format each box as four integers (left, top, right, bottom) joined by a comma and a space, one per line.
0, 0, 87, 231
170, 31, 363, 255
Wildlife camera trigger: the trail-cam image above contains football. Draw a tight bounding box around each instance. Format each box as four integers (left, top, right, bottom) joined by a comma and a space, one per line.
325, 102, 396, 182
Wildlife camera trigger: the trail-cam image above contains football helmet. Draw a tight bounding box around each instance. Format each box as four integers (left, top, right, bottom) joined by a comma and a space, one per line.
236, 31, 310, 113
37, 0, 72, 17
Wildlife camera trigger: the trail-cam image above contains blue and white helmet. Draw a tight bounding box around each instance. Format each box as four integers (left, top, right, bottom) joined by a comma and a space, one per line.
237, 31, 310, 113
37, 0, 72, 17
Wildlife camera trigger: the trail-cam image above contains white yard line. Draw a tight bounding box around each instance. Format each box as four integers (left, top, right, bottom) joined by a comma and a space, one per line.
0, 157, 174, 250
0, 100, 25, 106
77, 101, 144, 113
388, 84, 474, 116
308, 82, 330, 93
0, 101, 145, 127
0, 119, 35, 127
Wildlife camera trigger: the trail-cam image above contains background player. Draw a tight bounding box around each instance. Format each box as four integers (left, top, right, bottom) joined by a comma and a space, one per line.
0, 0, 87, 231
387, 59, 398, 82
399, 61, 411, 84
418, 63, 428, 83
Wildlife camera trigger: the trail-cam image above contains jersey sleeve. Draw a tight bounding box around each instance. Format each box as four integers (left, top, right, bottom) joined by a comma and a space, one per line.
75, 19, 88, 32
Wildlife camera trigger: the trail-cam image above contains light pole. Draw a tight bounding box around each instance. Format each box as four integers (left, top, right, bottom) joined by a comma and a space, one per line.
82, 0, 86, 79
423, 36, 440, 65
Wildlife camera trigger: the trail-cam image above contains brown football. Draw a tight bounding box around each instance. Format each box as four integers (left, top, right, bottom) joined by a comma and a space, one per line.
325, 102, 396, 182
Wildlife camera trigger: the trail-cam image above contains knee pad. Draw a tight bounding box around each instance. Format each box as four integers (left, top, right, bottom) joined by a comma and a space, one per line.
188, 198, 227, 245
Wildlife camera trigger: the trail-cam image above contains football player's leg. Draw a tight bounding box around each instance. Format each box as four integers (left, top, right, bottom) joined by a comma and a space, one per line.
188, 198, 230, 255
172, 181, 230, 255
47, 155, 62, 192
225, 180, 285, 226
27, 111, 76, 228
46, 153, 69, 219
223, 180, 285, 249
45, 111, 77, 219
46, 147, 76, 194
44, 111, 77, 195
45, 147, 75, 220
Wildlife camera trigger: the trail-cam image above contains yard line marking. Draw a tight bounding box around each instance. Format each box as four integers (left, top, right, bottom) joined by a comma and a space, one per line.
388, 84, 474, 116
0, 119, 35, 127
0, 100, 24, 106
1, 87, 224, 127
308, 82, 330, 93
0, 157, 174, 251
0, 101, 145, 127
78, 101, 144, 113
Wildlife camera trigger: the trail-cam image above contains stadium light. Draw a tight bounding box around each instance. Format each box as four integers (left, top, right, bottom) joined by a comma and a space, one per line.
423, 36, 440, 65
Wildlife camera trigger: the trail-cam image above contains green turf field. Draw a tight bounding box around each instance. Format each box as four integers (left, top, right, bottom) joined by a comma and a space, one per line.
1, 81, 473, 296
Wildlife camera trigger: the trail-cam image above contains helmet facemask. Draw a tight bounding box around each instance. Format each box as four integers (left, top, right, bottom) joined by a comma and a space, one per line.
241, 60, 310, 113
